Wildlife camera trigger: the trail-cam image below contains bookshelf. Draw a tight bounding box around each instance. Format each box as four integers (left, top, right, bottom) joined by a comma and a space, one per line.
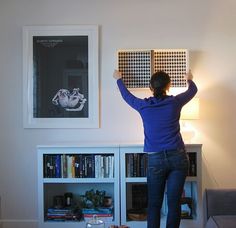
37, 145, 120, 228
38, 144, 202, 228
120, 144, 202, 228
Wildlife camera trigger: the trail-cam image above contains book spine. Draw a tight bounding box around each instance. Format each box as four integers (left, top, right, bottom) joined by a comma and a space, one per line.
71, 155, 75, 178
111, 155, 114, 178
43, 155, 49, 178
130, 154, 134, 177
91, 155, 95, 178
95, 155, 99, 178
62, 154, 67, 178
67, 155, 73, 178
79, 154, 83, 178
55, 155, 61, 178
74, 155, 80, 178
100, 155, 104, 178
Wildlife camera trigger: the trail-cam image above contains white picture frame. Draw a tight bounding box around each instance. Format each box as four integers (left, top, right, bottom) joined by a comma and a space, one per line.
23, 25, 99, 128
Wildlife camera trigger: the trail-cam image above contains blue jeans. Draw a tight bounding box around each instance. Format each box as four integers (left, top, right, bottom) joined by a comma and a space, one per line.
147, 149, 189, 228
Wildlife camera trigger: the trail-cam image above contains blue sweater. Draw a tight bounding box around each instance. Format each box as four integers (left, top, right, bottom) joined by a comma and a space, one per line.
117, 79, 198, 152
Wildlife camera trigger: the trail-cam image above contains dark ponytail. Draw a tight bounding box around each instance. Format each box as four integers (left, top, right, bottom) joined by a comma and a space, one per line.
150, 71, 171, 98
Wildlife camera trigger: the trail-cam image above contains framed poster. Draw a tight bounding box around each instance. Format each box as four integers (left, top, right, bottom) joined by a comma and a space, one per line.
23, 25, 99, 128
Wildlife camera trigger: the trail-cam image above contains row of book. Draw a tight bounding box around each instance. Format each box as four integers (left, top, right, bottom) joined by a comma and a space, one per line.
125, 152, 197, 177
126, 153, 147, 177
43, 154, 114, 178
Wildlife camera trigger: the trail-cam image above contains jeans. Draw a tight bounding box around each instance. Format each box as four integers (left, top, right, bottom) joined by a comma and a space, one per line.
147, 149, 189, 228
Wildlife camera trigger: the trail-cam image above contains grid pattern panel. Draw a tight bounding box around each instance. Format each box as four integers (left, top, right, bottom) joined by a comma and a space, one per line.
118, 50, 152, 88
154, 49, 188, 87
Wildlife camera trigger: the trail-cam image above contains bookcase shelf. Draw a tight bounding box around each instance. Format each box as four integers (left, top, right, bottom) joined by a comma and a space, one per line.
126, 177, 147, 183
43, 178, 116, 184
120, 144, 202, 228
38, 144, 202, 228
38, 145, 120, 228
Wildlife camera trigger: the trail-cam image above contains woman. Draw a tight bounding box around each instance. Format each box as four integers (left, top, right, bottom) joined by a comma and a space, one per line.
113, 69, 198, 228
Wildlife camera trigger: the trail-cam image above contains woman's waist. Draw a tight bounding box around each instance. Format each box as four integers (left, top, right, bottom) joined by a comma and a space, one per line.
147, 148, 186, 158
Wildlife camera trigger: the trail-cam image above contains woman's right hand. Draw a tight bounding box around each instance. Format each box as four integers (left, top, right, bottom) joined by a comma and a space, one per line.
113, 69, 122, 80
186, 69, 193, 81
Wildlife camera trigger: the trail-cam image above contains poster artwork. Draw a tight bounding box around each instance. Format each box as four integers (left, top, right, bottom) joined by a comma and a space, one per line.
33, 36, 89, 118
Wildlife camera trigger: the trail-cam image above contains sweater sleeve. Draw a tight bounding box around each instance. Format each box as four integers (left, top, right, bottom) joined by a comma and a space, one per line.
116, 79, 143, 111
175, 80, 198, 107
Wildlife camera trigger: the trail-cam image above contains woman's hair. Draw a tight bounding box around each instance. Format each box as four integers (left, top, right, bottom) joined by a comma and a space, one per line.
150, 71, 171, 98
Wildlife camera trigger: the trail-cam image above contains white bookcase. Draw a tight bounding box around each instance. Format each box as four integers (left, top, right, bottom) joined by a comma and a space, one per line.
38, 144, 202, 228
119, 144, 202, 228
37, 145, 120, 228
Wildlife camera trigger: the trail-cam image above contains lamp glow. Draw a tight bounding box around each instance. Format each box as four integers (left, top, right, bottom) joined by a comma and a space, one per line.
180, 98, 199, 120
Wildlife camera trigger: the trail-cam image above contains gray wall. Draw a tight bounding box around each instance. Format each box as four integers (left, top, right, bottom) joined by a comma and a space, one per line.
1, 0, 236, 227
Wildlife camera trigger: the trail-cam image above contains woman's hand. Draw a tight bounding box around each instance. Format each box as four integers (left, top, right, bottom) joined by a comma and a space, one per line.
186, 69, 193, 81
113, 69, 122, 80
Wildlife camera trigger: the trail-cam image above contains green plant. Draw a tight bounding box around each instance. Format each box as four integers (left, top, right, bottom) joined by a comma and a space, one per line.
80, 189, 106, 208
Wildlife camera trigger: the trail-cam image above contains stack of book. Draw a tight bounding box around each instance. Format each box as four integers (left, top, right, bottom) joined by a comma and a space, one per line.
46, 208, 79, 221
82, 207, 114, 222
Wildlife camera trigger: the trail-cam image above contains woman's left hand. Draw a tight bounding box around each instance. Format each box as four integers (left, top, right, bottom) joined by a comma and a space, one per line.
113, 69, 122, 80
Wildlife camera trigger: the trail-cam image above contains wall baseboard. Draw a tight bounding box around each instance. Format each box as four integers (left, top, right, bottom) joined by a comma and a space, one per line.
0, 220, 37, 228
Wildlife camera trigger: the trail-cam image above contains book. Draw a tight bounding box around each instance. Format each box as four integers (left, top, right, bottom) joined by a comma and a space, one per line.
67, 155, 73, 178
132, 184, 148, 209
74, 154, 80, 178
55, 155, 61, 178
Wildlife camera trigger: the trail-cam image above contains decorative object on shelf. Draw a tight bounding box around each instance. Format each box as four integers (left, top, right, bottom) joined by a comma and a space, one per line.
83, 189, 106, 208
80, 189, 114, 222
180, 197, 193, 219
86, 215, 105, 228
127, 208, 147, 221
53, 195, 64, 209
23, 25, 99, 128
103, 196, 112, 207
64, 192, 73, 207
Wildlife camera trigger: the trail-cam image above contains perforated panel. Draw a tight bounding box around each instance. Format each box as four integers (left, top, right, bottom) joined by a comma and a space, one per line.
118, 50, 152, 88
154, 49, 188, 87
117, 49, 188, 89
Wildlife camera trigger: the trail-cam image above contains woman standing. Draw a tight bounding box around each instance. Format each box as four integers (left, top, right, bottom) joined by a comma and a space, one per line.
113, 69, 198, 228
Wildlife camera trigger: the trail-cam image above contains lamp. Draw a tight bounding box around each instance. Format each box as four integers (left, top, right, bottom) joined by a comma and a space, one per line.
180, 98, 199, 120
180, 98, 200, 143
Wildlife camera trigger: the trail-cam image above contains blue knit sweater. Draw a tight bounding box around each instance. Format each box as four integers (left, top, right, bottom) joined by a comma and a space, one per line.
117, 79, 198, 152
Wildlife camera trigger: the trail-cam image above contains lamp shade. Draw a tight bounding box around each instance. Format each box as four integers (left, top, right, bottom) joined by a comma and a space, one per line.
180, 98, 199, 120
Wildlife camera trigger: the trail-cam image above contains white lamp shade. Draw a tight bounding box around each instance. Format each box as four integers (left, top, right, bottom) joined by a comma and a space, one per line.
180, 98, 199, 120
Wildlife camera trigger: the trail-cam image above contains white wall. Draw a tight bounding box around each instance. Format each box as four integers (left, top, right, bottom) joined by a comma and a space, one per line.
1, 0, 236, 227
